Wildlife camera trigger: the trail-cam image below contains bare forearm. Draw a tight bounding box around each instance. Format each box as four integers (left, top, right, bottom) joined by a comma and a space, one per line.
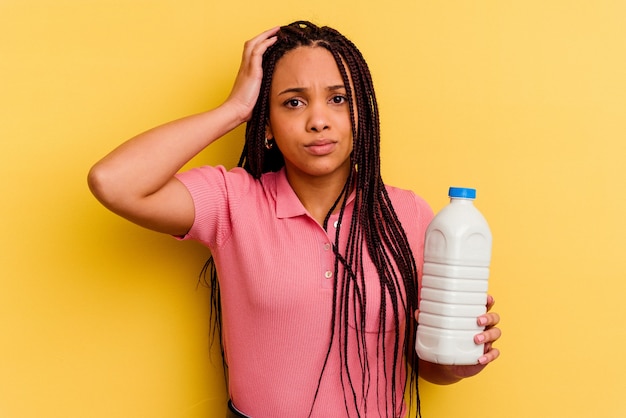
87, 28, 279, 235
88, 102, 244, 206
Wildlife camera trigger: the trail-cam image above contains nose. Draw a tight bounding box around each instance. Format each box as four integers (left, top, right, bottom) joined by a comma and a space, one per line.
306, 101, 330, 132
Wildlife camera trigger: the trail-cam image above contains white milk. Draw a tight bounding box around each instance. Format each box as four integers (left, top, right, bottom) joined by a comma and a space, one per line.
416, 187, 492, 365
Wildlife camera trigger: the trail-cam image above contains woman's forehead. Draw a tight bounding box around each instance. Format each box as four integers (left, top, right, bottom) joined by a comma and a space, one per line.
271, 46, 350, 91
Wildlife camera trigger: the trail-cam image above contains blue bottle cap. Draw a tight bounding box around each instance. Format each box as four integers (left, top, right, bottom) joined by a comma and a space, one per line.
448, 187, 476, 199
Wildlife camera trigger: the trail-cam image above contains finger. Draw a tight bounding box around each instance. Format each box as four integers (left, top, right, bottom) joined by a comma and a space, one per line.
475, 326, 501, 345
238, 30, 279, 82
478, 346, 500, 365
228, 27, 279, 114
477, 311, 500, 327
248, 35, 278, 66
251, 26, 281, 45
486, 294, 495, 311
243, 26, 280, 58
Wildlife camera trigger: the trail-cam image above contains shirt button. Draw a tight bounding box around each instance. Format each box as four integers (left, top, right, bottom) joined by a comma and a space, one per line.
333, 221, 339, 228
324, 270, 333, 279
324, 243, 331, 251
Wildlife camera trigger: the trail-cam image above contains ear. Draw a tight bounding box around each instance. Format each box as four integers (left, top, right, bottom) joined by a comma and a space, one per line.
265, 122, 273, 139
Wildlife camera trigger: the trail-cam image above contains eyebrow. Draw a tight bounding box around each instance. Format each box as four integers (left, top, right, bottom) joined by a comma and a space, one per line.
277, 85, 346, 96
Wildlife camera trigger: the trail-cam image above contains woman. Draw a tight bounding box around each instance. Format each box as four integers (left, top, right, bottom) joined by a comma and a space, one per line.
88, 21, 501, 418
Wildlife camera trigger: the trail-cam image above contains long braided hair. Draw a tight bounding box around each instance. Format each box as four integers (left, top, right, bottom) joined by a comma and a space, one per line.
203, 21, 421, 417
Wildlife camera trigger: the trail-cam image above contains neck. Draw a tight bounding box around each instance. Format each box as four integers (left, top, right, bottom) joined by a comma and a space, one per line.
284, 166, 352, 226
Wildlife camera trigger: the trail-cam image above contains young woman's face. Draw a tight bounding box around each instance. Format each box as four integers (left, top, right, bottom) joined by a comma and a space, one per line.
267, 46, 354, 183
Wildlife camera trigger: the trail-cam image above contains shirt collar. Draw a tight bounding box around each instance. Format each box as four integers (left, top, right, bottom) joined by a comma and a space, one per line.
274, 168, 308, 219
272, 167, 357, 220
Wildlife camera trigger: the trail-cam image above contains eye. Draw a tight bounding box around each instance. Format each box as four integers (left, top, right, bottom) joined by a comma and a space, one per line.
284, 98, 304, 108
330, 95, 348, 105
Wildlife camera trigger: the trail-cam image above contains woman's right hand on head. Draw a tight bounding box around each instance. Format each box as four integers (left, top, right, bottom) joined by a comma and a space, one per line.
88, 27, 280, 237
225, 26, 280, 123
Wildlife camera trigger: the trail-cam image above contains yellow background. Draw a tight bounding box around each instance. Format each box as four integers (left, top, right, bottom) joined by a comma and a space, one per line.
2, 1, 625, 417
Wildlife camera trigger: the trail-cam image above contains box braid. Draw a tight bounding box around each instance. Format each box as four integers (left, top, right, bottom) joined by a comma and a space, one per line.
203, 21, 421, 417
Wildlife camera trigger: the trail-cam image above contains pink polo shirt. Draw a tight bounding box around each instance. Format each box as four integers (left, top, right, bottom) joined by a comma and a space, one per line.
175, 166, 433, 418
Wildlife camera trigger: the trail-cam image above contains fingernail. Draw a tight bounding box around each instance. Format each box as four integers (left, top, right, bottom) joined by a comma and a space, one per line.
478, 356, 488, 365
478, 316, 488, 326
476, 334, 485, 343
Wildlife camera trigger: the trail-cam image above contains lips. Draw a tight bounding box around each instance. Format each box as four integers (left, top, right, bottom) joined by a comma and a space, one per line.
305, 139, 337, 156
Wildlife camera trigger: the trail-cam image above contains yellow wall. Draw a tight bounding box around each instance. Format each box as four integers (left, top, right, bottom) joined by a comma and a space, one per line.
2, 1, 625, 417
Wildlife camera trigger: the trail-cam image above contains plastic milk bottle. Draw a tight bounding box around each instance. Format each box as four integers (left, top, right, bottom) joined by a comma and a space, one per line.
416, 187, 492, 365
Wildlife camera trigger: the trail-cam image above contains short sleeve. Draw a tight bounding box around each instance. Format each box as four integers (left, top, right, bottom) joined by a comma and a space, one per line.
174, 165, 254, 249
